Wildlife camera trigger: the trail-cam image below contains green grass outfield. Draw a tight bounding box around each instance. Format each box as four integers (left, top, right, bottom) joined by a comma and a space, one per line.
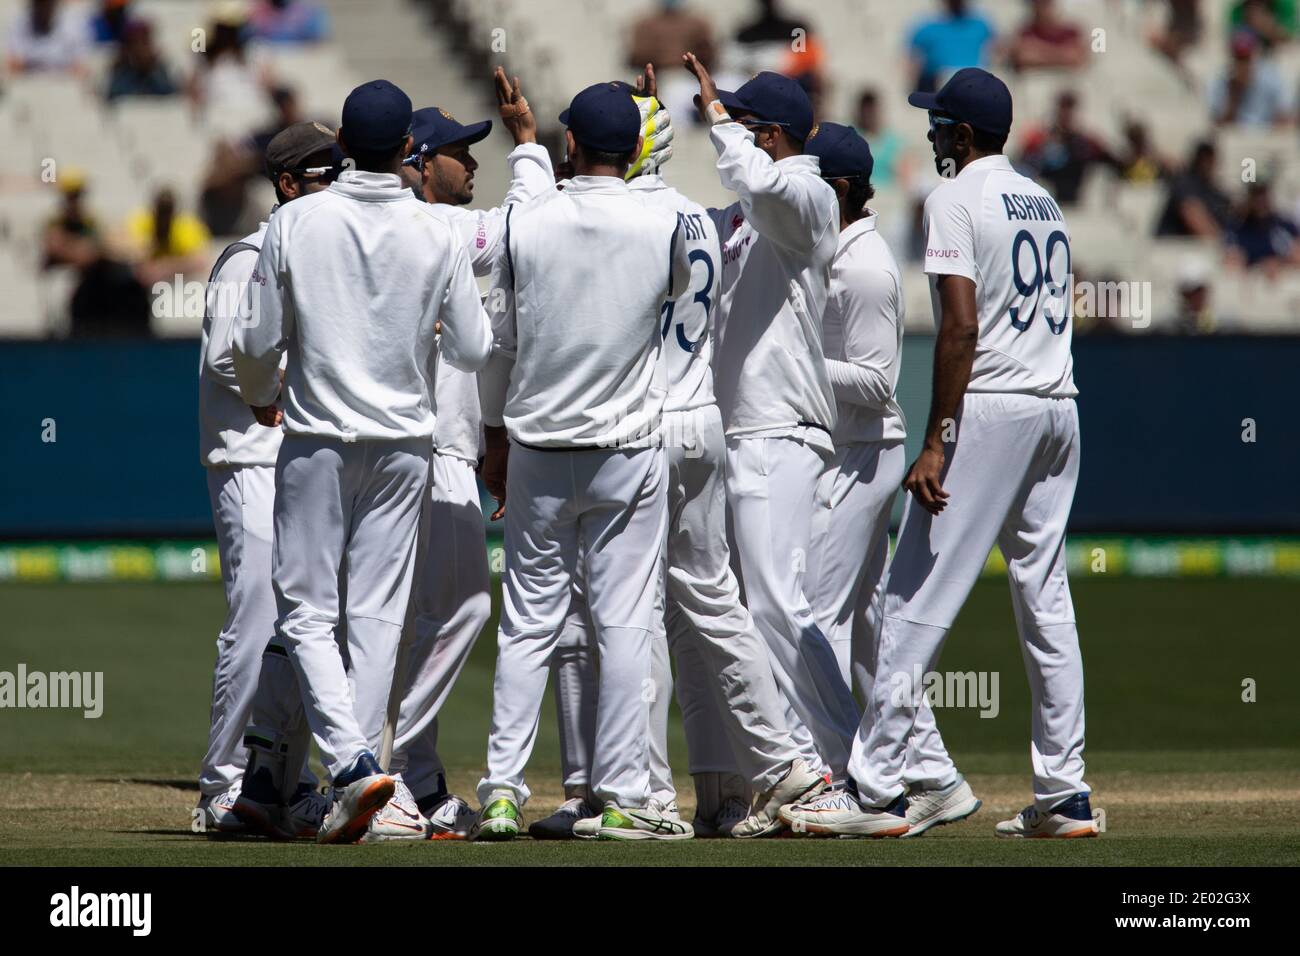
1, 577, 1297, 866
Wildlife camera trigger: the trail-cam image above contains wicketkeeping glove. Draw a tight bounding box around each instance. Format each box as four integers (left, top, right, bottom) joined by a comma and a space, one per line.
627, 93, 675, 180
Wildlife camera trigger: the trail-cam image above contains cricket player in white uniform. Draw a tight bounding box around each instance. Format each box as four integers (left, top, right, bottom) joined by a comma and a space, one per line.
543, 74, 824, 842
680, 56, 861, 783
384, 72, 555, 841
473, 82, 693, 842
234, 80, 493, 845
802, 122, 981, 837
784, 69, 1096, 839
197, 122, 337, 837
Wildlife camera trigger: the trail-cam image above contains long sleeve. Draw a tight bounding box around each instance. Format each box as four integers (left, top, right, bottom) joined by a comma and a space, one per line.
438, 237, 493, 373
478, 224, 518, 427
710, 121, 834, 255
825, 257, 904, 409
202, 248, 258, 394
453, 142, 556, 276
233, 224, 289, 408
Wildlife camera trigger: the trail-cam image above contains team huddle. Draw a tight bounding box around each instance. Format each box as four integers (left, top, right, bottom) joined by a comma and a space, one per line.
195, 52, 1099, 845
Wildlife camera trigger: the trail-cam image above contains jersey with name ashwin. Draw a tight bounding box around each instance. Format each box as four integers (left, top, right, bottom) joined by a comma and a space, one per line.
629, 175, 720, 415
922, 154, 1077, 397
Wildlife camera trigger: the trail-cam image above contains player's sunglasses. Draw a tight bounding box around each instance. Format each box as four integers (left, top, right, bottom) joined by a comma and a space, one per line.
402, 145, 429, 171
928, 111, 959, 133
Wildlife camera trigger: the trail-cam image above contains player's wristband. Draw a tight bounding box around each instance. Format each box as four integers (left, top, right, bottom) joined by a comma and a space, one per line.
704, 98, 730, 125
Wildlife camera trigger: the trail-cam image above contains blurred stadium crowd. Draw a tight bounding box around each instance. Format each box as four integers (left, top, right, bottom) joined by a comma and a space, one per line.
5, 0, 1300, 337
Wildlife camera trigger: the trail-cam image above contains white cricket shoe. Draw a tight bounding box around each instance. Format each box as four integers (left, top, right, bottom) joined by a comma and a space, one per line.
197, 786, 245, 834
694, 795, 749, 838
995, 793, 1099, 839
529, 795, 600, 840
360, 776, 431, 843
732, 758, 826, 838
280, 786, 330, 840
316, 754, 395, 845
572, 812, 602, 840
901, 774, 982, 838
779, 787, 910, 838
598, 803, 694, 841
424, 794, 476, 841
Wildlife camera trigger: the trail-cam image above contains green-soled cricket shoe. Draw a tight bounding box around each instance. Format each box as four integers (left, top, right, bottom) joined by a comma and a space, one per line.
471, 790, 522, 842
597, 803, 694, 842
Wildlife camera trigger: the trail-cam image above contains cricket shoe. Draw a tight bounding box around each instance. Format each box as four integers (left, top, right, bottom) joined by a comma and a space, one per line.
360, 775, 431, 843
472, 789, 522, 842
231, 765, 285, 838
422, 793, 476, 841
692, 795, 749, 839
732, 758, 827, 838
598, 802, 694, 841
280, 784, 329, 840
529, 795, 600, 840
197, 786, 246, 834
779, 786, 910, 838
900, 774, 982, 838
995, 793, 1099, 839
316, 752, 395, 845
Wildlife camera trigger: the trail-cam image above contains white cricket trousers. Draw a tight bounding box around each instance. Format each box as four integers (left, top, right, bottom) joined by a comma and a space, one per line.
390, 453, 492, 801
202, 465, 309, 796
852, 394, 1088, 810
807, 440, 957, 791
272, 435, 429, 781
478, 444, 666, 809
725, 434, 861, 780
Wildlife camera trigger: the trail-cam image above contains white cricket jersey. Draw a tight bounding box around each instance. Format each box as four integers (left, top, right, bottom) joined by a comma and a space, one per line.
922, 154, 1078, 397
629, 174, 719, 414
823, 212, 907, 445
427, 143, 555, 277
199, 221, 283, 467
707, 122, 839, 455
234, 170, 492, 441
480, 175, 691, 448
428, 144, 555, 462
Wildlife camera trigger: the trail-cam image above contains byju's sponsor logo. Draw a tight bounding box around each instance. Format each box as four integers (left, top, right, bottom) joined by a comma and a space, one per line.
49, 886, 151, 936
0, 664, 103, 718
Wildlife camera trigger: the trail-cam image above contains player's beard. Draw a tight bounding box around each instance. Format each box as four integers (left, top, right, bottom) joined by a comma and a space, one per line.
432, 164, 474, 205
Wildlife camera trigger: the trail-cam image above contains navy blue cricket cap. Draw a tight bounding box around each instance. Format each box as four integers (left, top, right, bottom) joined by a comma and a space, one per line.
805, 121, 873, 180
907, 67, 1012, 137
409, 106, 492, 156
559, 82, 641, 154
340, 79, 413, 152
717, 71, 814, 143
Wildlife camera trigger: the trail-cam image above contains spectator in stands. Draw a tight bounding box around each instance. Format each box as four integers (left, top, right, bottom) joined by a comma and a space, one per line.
189, 6, 274, 136
1225, 181, 1300, 275
853, 87, 911, 189
248, 0, 329, 45
1113, 118, 1172, 184
124, 187, 211, 287
104, 19, 178, 101
1209, 30, 1293, 127
1007, 0, 1087, 72
89, 0, 132, 44
1155, 139, 1234, 238
907, 0, 996, 93
731, 0, 825, 110
1230, 0, 1297, 49
1018, 91, 1113, 205
627, 0, 715, 75
1150, 0, 1204, 84
5, 0, 89, 75
43, 169, 99, 270
1171, 259, 1217, 334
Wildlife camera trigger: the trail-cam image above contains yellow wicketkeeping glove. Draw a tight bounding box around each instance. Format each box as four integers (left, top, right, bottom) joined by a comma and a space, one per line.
627, 93, 675, 180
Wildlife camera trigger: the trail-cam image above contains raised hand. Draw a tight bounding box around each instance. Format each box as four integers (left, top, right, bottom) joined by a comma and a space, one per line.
494, 66, 535, 145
